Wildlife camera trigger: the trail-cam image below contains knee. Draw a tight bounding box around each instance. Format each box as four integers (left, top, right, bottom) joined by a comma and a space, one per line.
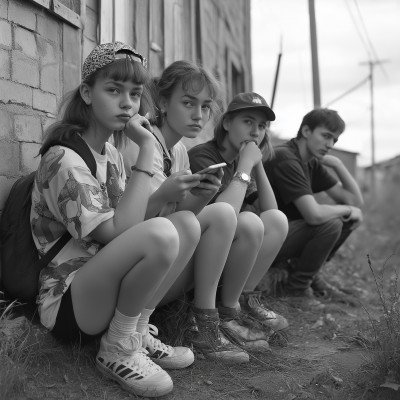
146, 218, 180, 265
320, 218, 343, 238
204, 202, 237, 232
237, 212, 264, 245
260, 210, 288, 241
173, 210, 201, 245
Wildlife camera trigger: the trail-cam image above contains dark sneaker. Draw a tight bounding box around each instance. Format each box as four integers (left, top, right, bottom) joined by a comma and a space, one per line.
96, 333, 173, 397
311, 274, 340, 296
218, 304, 271, 350
142, 324, 194, 369
239, 291, 289, 331
282, 286, 316, 298
311, 274, 359, 306
188, 307, 249, 364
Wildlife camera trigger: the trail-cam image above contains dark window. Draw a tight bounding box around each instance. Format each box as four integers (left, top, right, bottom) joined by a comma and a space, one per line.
231, 64, 244, 97
58, 0, 81, 14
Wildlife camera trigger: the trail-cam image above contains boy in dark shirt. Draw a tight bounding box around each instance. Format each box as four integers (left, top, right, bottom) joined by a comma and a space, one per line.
264, 108, 364, 298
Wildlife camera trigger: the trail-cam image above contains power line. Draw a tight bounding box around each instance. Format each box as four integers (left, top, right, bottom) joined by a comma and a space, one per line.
343, 0, 371, 60
353, 0, 388, 79
324, 76, 369, 107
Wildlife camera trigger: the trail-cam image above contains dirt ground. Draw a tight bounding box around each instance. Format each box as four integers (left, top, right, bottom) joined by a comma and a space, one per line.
7, 181, 400, 400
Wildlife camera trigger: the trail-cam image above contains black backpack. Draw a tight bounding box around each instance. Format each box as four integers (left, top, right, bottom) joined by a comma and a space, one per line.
0, 133, 97, 302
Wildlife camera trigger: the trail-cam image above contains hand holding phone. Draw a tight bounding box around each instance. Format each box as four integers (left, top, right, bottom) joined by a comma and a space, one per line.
190, 164, 225, 198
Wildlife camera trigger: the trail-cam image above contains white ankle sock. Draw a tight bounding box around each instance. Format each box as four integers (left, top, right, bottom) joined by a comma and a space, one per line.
136, 308, 155, 335
106, 309, 140, 344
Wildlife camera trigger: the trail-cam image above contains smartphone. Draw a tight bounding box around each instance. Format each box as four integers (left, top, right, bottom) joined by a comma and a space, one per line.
196, 163, 227, 175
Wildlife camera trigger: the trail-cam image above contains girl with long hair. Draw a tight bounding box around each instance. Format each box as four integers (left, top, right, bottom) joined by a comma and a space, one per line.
188, 92, 289, 336
32, 43, 200, 397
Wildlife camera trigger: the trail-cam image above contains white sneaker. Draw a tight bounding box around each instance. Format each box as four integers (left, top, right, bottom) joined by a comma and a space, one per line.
96, 332, 173, 397
142, 324, 194, 369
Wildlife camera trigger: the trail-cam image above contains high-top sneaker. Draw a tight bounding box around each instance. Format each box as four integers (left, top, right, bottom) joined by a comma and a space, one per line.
96, 332, 173, 397
188, 307, 249, 364
142, 324, 194, 369
240, 291, 289, 331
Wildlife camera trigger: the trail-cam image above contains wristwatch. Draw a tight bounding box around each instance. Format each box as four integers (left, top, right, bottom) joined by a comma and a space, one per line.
233, 171, 251, 185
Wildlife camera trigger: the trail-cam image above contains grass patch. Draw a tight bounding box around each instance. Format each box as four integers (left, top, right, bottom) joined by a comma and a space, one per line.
0, 294, 31, 399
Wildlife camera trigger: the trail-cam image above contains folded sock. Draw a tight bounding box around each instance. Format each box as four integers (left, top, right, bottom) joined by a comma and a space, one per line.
106, 308, 140, 345
136, 308, 155, 335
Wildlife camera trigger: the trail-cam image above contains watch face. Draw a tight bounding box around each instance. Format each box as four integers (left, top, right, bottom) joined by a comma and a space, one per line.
241, 173, 249, 181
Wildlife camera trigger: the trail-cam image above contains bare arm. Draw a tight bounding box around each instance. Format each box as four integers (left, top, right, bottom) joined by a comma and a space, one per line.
90, 116, 156, 244
252, 161, 277, 211
175, 192, 212, 215
321, 155, 364, 207
176, 170, 224, 214
294, 194, 351, 225
216, 141, 262, 215
294, 194, 363, 230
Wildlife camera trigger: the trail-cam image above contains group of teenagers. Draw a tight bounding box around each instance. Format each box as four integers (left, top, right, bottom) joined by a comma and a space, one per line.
30, 42, 364, 397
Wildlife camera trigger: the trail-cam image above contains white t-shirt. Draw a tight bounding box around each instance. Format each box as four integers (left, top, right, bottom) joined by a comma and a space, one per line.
30, 142, 126, 330
121, 127, 190, 217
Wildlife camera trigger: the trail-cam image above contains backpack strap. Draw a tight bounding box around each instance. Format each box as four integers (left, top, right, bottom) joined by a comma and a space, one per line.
32, 231, 72, 272
34, 133, 98, 270
42, 132, 97, 178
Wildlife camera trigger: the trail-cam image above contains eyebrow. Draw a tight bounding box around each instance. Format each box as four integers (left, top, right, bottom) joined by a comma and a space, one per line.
104, 80, 143, 90
181, 94, 212, 103
323, 132, 338, 142
242, 115, 267, 124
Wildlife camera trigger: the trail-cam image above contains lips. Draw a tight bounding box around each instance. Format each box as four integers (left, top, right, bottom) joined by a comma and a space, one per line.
116, 114, 131, 120
188, 124, 202, 130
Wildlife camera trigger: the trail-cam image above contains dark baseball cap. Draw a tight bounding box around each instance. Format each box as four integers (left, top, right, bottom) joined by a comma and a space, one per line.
226, 92, 276, 121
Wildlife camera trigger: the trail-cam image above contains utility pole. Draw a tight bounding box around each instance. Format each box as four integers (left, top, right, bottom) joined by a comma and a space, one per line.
308, 0, 321, 108
360, 59, 389, 198
270, 36, 283, 110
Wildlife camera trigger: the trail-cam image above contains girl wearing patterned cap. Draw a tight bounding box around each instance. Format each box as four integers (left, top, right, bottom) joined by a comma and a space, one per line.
32, 42, 199, 397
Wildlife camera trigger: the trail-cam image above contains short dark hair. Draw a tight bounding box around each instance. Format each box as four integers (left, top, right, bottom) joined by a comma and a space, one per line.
297, 108, 345, 138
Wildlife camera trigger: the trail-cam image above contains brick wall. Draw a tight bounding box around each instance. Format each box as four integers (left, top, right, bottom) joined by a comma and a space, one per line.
0, 0, 62, 222
0, 0, 98, 274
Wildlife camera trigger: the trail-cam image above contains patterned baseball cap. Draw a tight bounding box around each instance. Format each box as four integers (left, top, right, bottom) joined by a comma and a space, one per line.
226, 92, 276, 121
82, 42, 147, 81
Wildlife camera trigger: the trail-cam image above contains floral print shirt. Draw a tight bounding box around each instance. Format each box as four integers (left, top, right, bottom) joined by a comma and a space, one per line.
30, 142, 125, 330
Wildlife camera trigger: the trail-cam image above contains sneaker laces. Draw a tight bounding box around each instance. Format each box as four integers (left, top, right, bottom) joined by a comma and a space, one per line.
144, 324, 173, 354
117, 332, 159, 376
246, 292, 276, 320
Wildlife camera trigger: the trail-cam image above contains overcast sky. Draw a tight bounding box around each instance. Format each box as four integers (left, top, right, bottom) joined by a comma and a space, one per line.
251, 0, 400, 166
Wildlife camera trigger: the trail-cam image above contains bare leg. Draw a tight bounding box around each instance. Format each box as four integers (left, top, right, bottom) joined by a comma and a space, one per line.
220, 212, 264, 308
244, 209, 288, 291
145, 211, 201, 309
160, 203, 237, 308
71, 217, 180, 335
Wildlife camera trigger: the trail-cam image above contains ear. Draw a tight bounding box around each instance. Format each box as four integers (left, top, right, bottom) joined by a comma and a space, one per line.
301, 125, 311, 138
80, 83, 92, 105
222, 116, 231, 131
158, 96, 168, 114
